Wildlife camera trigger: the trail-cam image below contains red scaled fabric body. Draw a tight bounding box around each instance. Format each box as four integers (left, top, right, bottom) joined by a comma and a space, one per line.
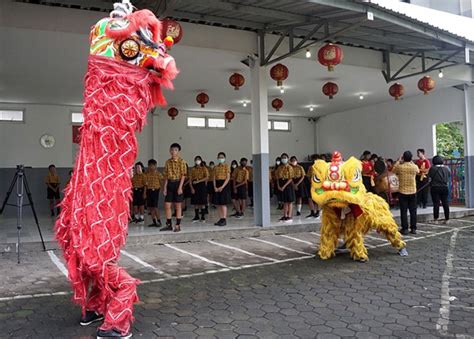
55, 55, 161, 335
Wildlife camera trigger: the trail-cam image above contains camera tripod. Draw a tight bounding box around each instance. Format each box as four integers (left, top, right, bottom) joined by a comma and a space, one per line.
0, 165, 46, 263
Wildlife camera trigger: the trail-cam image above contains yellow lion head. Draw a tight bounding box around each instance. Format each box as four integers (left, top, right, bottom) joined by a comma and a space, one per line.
310, 151, 366, 208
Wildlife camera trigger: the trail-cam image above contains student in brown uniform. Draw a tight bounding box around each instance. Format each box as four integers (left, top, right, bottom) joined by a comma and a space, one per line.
276, 153, 295, 222
290, 156, 308, 216
207, 161, 216, 210
305, 156, 320, 218
246, 160, 254, 207
272, 157, 283, 209
131, 162, 146, 224
144, 159, 163, 227
213, 152, 231, 226
161, 143, 187, 232
230, 160, 239, 215
232, 158, 249, 219
189, 155, 209, 222
45, 164, 61, 217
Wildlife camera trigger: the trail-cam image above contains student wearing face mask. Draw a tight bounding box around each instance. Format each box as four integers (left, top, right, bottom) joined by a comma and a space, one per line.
230, 160, 239, 215
232, 158, 250, 219
272, 157, 283, 210
189, 156, 209, 223
213, 152, 232, 226
207, 161, 216, 210
277, 153, 295, 222
290, 156, 308, 216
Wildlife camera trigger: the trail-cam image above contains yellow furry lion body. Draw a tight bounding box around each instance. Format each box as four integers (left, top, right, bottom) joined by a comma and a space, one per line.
310, 152, 406, 261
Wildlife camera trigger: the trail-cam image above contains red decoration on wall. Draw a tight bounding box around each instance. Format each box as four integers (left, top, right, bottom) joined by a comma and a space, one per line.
322, 82, 339, 99
196, 92, 209, 108
72, 125, 81, 144
224, 110, 235, 122
417, 75, 435, 95
229, 73, 245, 90
270, 63, 289, 87
161, 19, 183, 44
318, 43, 343, 71
271, 98, 283, 111
389, 83, 404, 100
167, 107, 178, 120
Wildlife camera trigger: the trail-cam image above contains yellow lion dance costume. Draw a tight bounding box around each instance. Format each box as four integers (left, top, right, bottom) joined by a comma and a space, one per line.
310, 151, 407, 261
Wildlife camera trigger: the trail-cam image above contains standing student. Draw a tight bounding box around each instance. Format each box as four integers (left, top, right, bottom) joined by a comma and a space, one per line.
428, 155, 451, 224
361, 150, 376, 193
213, 152, 231, 226
144, 159, 163, 227
182, 165, 191, 214
272, 157, 283, 209
290, 156, 308, 216
246, 160, 254, 207
45, 164, 61, 217
393, 151, 420, 235
232, 158, 249, 218
277, 153, 295, 222
131, 162, 146, 224
162, 143, 187, 232
230, 160, 239, 215
65, 169, 73, 188
207, 161, 216, 210
416, 148, 431, 208
189, 156, 209, 222
305, 156, 320, 218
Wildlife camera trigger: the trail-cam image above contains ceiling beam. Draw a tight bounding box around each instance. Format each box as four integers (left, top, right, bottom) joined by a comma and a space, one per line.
171, 10, 265, 30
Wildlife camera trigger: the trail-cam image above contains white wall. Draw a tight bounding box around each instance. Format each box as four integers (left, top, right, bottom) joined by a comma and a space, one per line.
0, 103, 153, 168
316, 87, 465, 159
153, 111, 316, 166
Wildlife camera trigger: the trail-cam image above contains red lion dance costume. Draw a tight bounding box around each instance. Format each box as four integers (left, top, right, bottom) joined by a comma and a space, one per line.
55, 1, 178, 337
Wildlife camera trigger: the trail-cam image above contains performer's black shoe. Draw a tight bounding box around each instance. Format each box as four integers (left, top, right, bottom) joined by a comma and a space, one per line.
80, 311, 104, 326
400, 229, 409, 235
160, 224, 173, 232
314, 210, 320, 218
410, 229, 417, 235
96, 328, 132, 338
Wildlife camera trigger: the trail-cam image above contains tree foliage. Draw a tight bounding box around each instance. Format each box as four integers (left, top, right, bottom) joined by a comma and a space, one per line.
436, 121, 464, 158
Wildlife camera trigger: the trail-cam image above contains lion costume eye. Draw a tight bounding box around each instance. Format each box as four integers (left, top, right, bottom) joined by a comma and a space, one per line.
353, 169, 361, 182
313, 174, 321, 183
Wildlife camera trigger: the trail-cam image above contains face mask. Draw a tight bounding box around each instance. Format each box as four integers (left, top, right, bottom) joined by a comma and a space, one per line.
210, 165, 215, 169
291, 161, 297, 166
218, 158, 225, 164
195, 160, 201, 166
232, 164, 237, 169
276, 161, 281, 166
281, 158, 288, 165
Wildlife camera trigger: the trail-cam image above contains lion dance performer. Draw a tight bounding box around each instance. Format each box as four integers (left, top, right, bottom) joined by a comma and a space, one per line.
310, 151, 407, 262
55, 1, 178, 337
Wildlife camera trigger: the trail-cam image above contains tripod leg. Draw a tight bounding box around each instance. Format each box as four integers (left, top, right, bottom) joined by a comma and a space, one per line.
17, 173, 24, 264
0, 172, 18, 214
23, 174, 47, 251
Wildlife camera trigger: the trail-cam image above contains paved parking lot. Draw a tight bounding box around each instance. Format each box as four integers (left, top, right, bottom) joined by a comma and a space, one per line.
1, 217, 474, 338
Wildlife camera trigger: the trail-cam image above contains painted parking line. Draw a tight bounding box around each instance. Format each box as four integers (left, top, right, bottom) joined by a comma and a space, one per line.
47, 250, 68, 277
248, 237, 313, 256
280, 234, 315, 246
121, 250, 173, 278
415, 230, 435, 234
311, 232, 321, 237
164, 243, 229, 268
454, 219, 474, 225
207, 240, 279, 263
418, 222, 451, 229
364, 234, 388, 242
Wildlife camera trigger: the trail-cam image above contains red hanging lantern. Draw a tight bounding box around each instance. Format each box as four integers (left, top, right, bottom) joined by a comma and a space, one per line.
389, 83, 404, 101
161, 19, 183, 45
271, 98, 283, 111
418, 75, 435, 95
229, 73, 245, 90
196, 92, 209, 108
224, 110, 235, 122
270, 63, 289, 87
167, 107, 178, 120
318, 43, 343, 71
322, 82, 338, 99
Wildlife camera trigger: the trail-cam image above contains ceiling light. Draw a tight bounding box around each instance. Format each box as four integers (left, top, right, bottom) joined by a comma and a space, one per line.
438, 69, 444, 78
309, 106, 314, 112
242, 101, 247, 107
280, 86, 285, 94
305, 49, 311, 58
359, 94, 364, 100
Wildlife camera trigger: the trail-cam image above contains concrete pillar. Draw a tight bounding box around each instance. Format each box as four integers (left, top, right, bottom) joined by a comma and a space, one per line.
249, 56, 271, 226
463, 84, 474, 208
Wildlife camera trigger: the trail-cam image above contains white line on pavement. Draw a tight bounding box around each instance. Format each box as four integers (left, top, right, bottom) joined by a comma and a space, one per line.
207, 240, 279, 262
417, 222, 451, 229
0, 291, 71, 302
364, 235, 388, 242
450, 305, 474, 310
47, 250, 68, 277
120, 250, 173, 278
448, 276, 474, 281
436, 229, 459, 337
415, 230, 435, 234
454, 219, 474, 225
453, 258, 474, 262
280, 234, 315, 246
164, 243, 229, 268
248, 237, 313, 256
310, 232, 321, 237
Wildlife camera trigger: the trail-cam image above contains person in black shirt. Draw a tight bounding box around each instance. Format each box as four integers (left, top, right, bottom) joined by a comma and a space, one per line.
428, 155, 451, 224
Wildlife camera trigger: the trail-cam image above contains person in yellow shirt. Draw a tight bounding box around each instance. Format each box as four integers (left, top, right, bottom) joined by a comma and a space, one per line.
45, 164, 61, 217
145, 159, 163, 227
213, 152, 231, 226
272, 157, 283, 210
392, 150, 420, 235
305, 156, 320, 219
162, 143, 187, 232
189, 155, 209, 222
232, 158, 249, 219
290, 156, 308, 217
131, 162, 146, 224
207, 161, 216, 211
276, 153, 295, 222
246, 161, 254, 207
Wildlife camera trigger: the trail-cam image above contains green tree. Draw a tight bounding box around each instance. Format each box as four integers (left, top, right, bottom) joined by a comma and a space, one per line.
436, 121, 464, 158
